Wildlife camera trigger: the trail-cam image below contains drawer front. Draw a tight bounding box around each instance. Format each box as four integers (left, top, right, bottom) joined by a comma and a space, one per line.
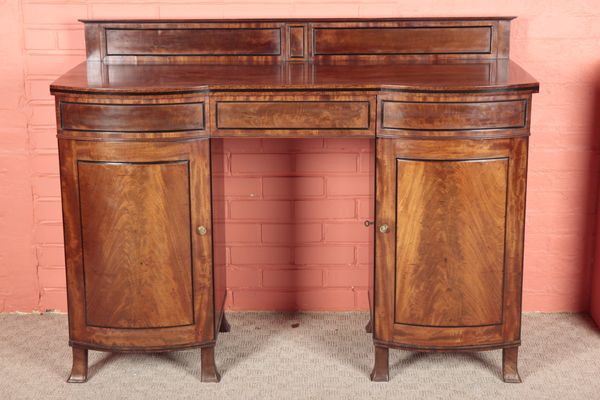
211, 94, 375, 137
381, 99, 527, 133
60, 102, 205, 132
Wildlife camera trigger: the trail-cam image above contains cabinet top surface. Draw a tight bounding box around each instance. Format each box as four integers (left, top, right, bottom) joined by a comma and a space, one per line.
50, 17, 538, 95
51, 60, 538, 95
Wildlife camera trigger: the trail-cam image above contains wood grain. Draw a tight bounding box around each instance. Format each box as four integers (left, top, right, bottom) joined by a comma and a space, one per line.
313, 26, 491, 55
79, 161, 194, 329
382, 100, 526, 131
106, 28, 282, 56
216, 101, 369, 129
59, 139, 214, 351
61, 102, 204, 132
210, 93, 376, 137
50, 60, 539, 95
79, 18, 513, 64
375, 134, 528, 365
393, 158, 507, 327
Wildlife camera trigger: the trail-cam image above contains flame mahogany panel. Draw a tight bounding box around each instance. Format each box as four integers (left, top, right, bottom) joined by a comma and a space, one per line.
79, 160, 194, 329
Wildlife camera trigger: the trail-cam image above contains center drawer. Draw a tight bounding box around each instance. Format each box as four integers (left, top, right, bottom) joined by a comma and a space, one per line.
209, 94, 375, 137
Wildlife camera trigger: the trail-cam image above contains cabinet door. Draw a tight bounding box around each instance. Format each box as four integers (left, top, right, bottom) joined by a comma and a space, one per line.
60, 139, 214, 350
374, 138, 527, 349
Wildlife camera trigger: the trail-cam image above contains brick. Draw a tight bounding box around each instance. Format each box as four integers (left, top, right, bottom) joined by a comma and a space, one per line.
357, 246, 372, 265
358, 3, 398, 18
261, 223, 322, 243
327, 176, 371, 196
324, 223, 369, 242
27, 79, 54, 101
159, 4, 224, 19
230, 246, 292, 265
295, 246, 355, 265
324, 267, 369, 288
262, 269, 323, 288
548, 234, 588, 257
296, 153, 357, 173
36, 246, 64, 267
22, 4, 88, 25
57, 29, 85, 50
222, 3, 294, 18
38, 267, 66, 288
26, 54, 84, 76
359, 152, 374, 172
294, 3, 360, 18
231, 289, 355, 311
29, 104, 55, 126
261, 138, 323, 152
213, 245, 228, 266
34, 223, 63, 245
29, 128, 58, 150
24, 30, 56, 50
32, 176, 61, 197
263, 177, 324, 198
211, 154, 228, 174
92, 4, 160, 19
39, 288, 67, 312
214, 223, 260, 243
223, 138, 262, 153
355, 289, 370, 310
523, 233, 551, 253
226, 267, 262, 288
528, 191, 594, 214
526, 213, 589, 235
295, 199, 355, 219
324, 138, 371, 151
212, 201, 227, 221
34, 199, 62, 222
528, 149, 595, 172
230, 200, 292, 221
357, 199, 374, 220
231, 154, 293, 174
31, 153, 59, 175
214, 177, 261, 198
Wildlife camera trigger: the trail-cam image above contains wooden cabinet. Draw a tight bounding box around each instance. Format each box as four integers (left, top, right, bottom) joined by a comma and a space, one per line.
371, 92, 530, 382
51, 17, 538, 384
58, 135, 227, 382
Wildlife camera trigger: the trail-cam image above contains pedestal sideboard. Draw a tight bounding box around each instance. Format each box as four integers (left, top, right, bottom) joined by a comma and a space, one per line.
50, 17, 539, 383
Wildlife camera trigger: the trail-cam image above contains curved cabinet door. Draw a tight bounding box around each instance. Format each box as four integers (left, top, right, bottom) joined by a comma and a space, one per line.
59, 139, 214, 351
374, 137, 527, 350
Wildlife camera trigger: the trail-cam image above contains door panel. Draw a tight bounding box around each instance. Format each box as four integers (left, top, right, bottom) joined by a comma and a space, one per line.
59, 139, 215, 350
78, 161, 194, 329
394, 158, 507, 328
375, 137, 527, 349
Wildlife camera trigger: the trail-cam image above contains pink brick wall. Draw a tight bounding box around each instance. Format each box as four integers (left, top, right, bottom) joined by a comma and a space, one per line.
216, 138, 373, 310
1, 0, 600, 312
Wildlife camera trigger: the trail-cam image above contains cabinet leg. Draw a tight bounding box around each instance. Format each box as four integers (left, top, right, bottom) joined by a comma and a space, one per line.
502, 347, 522, 383
67, 347, 88, 383
365, 315, 373, 333
370, 345, 389, 382
201, 346, 221, 383
219, 313, 231, 333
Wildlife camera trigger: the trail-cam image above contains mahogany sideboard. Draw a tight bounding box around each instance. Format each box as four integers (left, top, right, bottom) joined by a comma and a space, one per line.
50, 17, 539, 384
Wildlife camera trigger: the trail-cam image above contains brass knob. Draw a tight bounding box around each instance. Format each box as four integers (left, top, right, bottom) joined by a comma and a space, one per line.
196, 225, 208, 236
364, 220, 375, 227
379, 224, 389, 233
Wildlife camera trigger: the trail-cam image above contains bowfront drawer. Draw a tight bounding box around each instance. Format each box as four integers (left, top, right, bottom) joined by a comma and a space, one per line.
378, 94, 530, 138
210, 94, 376, 137
59, 101, 205, 138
